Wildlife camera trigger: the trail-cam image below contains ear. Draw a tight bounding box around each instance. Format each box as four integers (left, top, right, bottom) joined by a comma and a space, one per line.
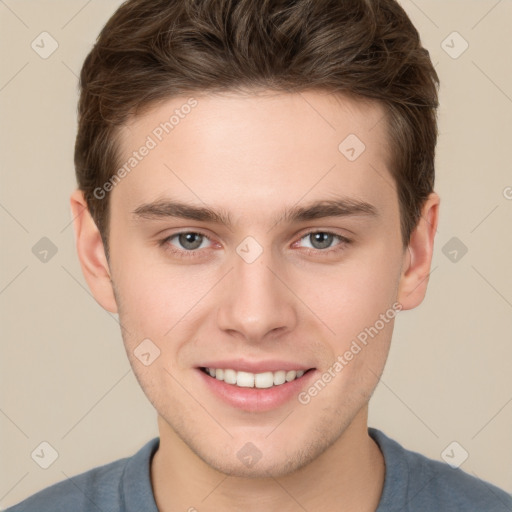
397, 192, 440, 310
70, 189, 118, 313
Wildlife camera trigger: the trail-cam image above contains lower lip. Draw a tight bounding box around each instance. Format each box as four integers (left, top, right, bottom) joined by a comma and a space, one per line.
196, 368, 317, 412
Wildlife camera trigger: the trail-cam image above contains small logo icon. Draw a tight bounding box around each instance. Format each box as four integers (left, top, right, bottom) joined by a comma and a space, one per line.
441, 441, 469, 468
338, 134, 366, 161
237, 442, 263, 468
134, 338, 161, 366
236, 236, 263, 264
31, 32, 59, 59
442, 236, 468, 263
441, 31, 469, 59
32, 237, 58, 263
31, 441, 59, 469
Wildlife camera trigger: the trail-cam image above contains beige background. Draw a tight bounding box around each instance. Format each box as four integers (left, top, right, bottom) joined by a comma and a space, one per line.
1, 0, 511, 508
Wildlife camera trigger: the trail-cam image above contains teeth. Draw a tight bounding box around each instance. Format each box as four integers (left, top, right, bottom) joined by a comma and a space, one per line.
273, 370, 286, 385
285, 370, 297, 382
223, 369, 237, 385
204, 367, 308, 388
255, 372, 274, 388
237, 371, 255, 388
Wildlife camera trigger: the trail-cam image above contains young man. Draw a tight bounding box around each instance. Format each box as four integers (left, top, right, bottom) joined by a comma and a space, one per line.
7, 0, 512, 511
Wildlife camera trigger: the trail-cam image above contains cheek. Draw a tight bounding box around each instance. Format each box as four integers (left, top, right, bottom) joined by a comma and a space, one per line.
302, 243, 402, 344
111, 248, 218, 343
297, 256, 400, 407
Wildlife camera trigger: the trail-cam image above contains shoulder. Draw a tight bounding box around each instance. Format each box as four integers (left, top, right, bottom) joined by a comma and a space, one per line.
370, 428, 512, 512
5, 458, 127, 512
5, 438, 160, 512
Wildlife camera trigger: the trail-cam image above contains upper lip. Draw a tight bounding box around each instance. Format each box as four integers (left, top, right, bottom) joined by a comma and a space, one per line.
198, 359, 315, 373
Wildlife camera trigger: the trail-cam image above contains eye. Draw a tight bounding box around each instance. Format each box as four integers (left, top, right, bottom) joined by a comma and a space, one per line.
162, 231, 213, 254
296, 231, 350, 252
159, 229, 350, 260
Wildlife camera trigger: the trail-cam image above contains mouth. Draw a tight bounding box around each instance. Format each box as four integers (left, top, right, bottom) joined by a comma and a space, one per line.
196, 359, 318, 411
199, 366, 315, 389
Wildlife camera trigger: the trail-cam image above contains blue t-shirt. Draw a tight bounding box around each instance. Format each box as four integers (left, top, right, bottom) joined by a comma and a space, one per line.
6, 427, 512, 511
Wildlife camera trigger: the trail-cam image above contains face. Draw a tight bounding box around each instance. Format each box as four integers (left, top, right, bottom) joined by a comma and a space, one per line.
105, 90, 408, 477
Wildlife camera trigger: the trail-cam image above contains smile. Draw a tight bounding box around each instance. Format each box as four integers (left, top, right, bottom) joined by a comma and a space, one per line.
200, 367, 311, 389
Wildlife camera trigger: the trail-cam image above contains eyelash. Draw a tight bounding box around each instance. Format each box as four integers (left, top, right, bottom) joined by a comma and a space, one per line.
158, 230, 352, 259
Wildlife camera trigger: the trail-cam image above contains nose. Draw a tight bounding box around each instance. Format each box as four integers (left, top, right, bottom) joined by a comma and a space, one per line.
216, 246, 298, 344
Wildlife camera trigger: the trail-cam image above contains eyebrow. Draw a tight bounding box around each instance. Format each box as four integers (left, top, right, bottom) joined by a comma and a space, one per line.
131, 197, 378, 227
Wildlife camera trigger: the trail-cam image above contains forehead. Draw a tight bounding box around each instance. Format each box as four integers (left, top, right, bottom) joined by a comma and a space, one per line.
112, 89, 396, 224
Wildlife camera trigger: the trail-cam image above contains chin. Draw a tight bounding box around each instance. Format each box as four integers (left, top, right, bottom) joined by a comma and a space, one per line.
182, 426, 338, 479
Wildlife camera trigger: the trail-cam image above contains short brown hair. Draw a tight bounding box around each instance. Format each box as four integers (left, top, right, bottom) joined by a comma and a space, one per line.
75, 0, 439, 256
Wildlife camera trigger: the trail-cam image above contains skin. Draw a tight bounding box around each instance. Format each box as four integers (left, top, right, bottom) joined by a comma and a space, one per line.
70, 89, 439, 512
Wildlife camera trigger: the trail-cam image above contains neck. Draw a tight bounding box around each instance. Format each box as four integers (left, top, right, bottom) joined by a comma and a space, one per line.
150, 408, 385, 512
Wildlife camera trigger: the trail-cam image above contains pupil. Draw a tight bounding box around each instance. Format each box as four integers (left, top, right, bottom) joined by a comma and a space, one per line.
311, 232, 332, 249
179, 233, 203, 250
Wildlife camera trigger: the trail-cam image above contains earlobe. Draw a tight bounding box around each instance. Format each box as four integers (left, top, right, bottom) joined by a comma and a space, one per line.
397, 192, 440, 310
70, 189, 118, 313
